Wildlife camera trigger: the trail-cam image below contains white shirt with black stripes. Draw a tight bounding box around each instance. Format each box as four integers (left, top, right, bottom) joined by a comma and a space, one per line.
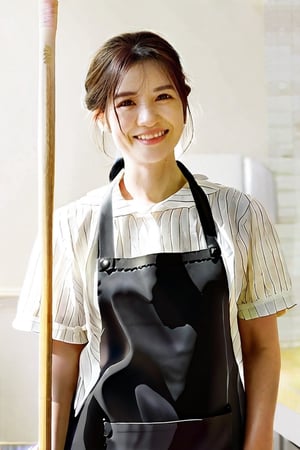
13, 172, 295, 415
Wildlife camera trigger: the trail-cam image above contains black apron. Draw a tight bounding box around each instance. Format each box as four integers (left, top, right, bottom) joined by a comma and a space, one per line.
68, 162, 245, 450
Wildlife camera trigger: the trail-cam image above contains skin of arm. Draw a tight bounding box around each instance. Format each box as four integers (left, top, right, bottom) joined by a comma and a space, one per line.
238, 314, 281, 450
52, 339, 86, 450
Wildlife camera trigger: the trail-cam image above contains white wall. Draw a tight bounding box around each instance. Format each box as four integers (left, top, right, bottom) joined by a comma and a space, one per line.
0, 0, 268, 442
0, 0, 268, 292
0, 297, 39, 444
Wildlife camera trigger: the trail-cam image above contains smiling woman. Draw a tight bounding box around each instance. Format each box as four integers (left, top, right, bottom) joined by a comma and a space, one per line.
101, 61, 185, 177
13, 30, 295, 450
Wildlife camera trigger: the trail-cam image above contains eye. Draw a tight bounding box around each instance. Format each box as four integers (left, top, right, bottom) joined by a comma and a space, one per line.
156, 93, 172, 101
116, 99, 135, 108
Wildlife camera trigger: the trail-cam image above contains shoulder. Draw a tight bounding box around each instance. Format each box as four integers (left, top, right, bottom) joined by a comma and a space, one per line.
53, 183, 111, 242
55, 184, 110, 219
193, 174, 253, 222
194, 174, 275, 244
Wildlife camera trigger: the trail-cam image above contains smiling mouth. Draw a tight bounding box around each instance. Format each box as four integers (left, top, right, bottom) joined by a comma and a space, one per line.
135, 130, 169, 141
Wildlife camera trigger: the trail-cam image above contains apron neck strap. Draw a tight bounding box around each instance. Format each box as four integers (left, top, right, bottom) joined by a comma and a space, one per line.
176, 161, 217, 246
98, 160, 218, 257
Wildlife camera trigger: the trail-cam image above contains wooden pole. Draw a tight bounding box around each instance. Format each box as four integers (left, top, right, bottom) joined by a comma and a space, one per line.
38, 1, 58, 449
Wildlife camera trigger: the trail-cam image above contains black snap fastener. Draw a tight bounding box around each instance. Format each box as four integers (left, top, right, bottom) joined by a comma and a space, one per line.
209, 246, 220, 258
100, 258, 110, 270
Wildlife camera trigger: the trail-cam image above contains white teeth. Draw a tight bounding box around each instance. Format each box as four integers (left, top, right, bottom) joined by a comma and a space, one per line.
137, 130, 166, 140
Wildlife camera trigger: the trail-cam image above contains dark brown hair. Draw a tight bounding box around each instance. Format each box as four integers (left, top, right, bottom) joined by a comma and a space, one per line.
85, 31, 191, 121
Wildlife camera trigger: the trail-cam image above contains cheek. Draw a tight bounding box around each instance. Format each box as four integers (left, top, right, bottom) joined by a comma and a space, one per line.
172, 108, 185, 130
112, 113, 135, 136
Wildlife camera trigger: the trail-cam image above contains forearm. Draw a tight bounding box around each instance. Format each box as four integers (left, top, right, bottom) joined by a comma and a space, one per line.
239, 315, 281, 450
242, 343, 280, 450
52, 396, 74, 450
51, 340, 85, 450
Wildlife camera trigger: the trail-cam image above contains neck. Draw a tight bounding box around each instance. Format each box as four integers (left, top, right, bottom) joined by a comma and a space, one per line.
120, 158, 186, 206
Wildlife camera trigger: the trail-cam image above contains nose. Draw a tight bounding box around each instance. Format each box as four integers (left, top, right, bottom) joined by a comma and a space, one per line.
137, 103, 158, 127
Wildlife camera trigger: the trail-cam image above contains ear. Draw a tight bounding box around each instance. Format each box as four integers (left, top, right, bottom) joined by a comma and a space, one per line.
94, 110, 110, 132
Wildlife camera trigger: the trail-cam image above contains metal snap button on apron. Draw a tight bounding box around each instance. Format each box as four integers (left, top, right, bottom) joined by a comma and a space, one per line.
99, 258, 110, 270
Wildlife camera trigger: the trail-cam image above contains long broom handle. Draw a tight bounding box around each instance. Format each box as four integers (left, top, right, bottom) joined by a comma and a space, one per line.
38, 1, 58, 449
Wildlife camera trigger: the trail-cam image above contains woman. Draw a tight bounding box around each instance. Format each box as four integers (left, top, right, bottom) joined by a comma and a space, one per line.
14, 31, 294, 450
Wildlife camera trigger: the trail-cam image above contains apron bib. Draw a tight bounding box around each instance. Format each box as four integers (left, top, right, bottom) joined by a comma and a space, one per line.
68, 162, 245, 450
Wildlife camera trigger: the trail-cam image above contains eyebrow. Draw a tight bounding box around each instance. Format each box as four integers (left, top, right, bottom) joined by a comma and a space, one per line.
114, 84, 175, 100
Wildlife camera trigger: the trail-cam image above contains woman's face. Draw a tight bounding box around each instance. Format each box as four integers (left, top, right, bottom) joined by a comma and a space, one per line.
103, 60, 185, 166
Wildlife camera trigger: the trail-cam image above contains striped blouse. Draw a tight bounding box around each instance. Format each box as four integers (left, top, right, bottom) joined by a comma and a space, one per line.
13, 172, 294, 415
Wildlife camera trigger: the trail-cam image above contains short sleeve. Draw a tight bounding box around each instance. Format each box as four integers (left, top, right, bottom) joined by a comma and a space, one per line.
13, 208, 88, 344
237, 197, 294, 320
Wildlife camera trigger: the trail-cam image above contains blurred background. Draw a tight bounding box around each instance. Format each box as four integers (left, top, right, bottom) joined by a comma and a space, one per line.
0, 0, 299, 448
